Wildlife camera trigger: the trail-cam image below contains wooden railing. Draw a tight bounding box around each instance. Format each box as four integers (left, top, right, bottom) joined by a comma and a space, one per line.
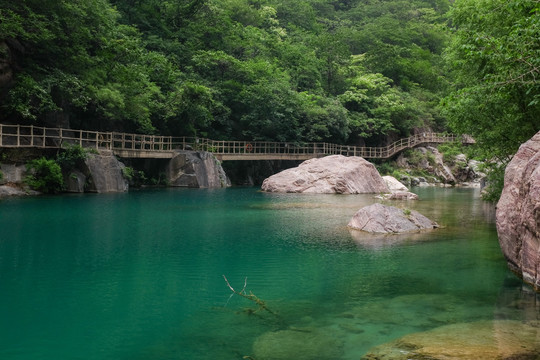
195, 132, 473, 159
0, 124, 473, 160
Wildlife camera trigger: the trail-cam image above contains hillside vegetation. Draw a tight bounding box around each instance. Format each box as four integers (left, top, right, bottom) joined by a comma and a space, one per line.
1, 0, 538, 199
0, 0, 450, 146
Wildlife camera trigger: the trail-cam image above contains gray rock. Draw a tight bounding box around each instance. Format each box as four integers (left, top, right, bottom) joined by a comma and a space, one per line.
382, 175, 408, 192
261, 155, 389, 194
496, 131, 540, 290
166, 151, 230, 188
64, 170, 87, 193
0, 164, 27, 183
385, 191, 419, 200
0, 185, 39, 197
348, 203, 438, 234
84, 150, 128, 193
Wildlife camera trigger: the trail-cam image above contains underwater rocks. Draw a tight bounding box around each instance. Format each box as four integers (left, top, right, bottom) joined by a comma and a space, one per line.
252, 328, 343, 360
496, 130, 540, 291
348, 203, 438, 234
362, 320, 540, 360
261, 155, 388, 194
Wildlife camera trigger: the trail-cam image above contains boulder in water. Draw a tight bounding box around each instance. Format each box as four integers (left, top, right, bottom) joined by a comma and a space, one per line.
261, 155, 388, 194
348, 203, 438, 234
166, 151, 230, 188
84, 150, 128, 193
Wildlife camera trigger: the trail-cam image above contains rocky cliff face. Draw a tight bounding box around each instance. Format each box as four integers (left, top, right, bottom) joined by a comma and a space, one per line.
166, 151, 230, 188
496, 131, 540, 291
261, 155, 389, 194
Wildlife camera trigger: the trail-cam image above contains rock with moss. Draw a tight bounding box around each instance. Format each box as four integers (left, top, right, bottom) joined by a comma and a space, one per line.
362, 320, 540, 359
348, 203, 438, 234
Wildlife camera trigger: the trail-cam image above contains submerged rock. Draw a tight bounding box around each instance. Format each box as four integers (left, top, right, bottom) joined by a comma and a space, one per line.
348, 203, 438, 234
377, 191, 419, 201
362, 320, 540, 359
261, 155, 388, 194
166, 151, 230, 188
253, 328, 343, 360
496, 130, 540, 291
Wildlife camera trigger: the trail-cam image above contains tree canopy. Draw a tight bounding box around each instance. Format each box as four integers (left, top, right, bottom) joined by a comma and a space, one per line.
2, 0, 538, 198
442, 0, 540, 199
0, 0, 450, 145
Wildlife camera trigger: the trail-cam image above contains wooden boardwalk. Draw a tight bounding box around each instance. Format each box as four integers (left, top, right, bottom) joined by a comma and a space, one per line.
0, 124, 473, 160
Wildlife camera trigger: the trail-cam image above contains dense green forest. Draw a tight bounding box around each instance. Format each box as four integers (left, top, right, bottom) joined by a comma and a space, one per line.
0, 0, 538, 196
0, 0, 451, 145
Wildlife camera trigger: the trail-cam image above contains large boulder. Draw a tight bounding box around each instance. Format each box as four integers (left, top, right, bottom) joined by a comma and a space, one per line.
362, 320, 540, 360
84, 150, 128, 193
166, 151, 230, 188
261, 155, 389, 194
348, 203, 438, 234
496, 131, 540, 290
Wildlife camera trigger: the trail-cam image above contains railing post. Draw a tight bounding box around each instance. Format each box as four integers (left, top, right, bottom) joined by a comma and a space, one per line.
16, 125, 20, 147
0, 124, 2, 147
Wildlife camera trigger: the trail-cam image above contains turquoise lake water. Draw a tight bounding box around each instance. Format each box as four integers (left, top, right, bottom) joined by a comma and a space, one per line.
0, 187, 538, 359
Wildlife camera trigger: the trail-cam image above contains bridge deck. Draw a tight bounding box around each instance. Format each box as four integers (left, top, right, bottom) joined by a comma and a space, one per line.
0, 124, 474, 160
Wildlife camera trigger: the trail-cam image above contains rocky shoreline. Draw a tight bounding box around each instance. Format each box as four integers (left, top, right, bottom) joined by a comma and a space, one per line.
0, 149, 230, 197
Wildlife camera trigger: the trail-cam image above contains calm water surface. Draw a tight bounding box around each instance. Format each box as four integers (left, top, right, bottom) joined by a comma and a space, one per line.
0, 187, 538, 359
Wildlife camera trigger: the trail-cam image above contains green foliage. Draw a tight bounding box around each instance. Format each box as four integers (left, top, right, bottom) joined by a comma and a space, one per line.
443, 0, 540, 200
122, 166, 147, 187
375, 162, 397, 176
0, 170, 3, 182
481, 164, 506, 203
56, 145, 89, 170
438, 141, 464, 165
403, 149, 424, 167
1, 0, 451, 145
25, 157, 64, 194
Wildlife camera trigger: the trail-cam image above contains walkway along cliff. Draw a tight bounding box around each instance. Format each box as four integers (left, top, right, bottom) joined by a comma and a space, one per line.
0, 124, 473, 193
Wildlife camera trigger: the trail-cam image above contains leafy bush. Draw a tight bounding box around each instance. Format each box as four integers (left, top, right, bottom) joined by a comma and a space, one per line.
438, 141, 463, 165
0, 170, 3, 182
56, 144, 89, 170
375, 162, 396, 175
481, 164, 506, 203
25, 157, 64, 193
122, 166, 147, 187
403, 149, 424, 167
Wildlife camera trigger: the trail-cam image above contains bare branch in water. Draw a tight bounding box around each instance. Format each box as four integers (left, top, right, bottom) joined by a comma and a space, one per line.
223, 275, 276, 315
